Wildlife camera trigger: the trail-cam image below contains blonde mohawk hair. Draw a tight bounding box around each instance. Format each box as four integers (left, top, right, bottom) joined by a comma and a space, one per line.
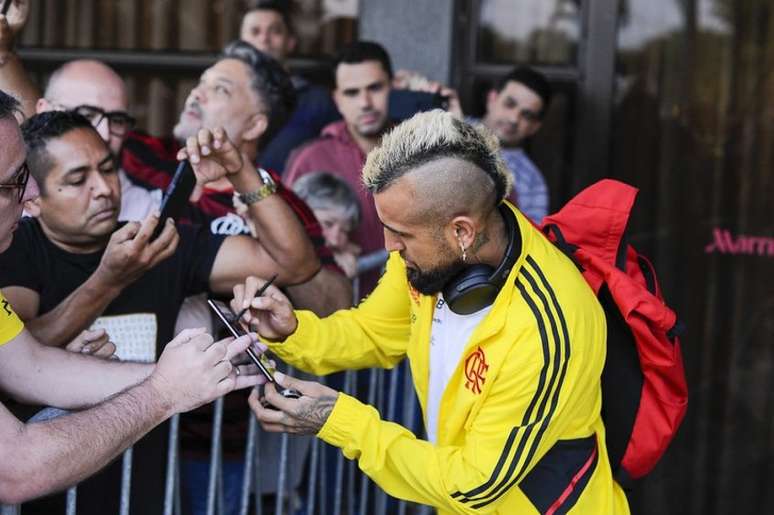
361, 109, 512, 202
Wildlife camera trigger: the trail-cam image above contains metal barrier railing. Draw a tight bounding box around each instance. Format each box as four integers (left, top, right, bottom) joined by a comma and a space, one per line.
2, 250, 436, 515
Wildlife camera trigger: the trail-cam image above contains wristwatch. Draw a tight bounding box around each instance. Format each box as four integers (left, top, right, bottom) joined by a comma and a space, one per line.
238, 168, 277, 205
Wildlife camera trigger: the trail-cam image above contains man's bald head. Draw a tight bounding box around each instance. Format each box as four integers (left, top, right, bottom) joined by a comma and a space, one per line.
38, 60, 129, 155
43, 60, 127, 110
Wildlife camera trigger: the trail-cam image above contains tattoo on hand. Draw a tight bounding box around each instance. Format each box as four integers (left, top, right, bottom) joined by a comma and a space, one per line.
291, 395, 338, 435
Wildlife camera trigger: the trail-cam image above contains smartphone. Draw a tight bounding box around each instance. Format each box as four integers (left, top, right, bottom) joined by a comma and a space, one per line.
433, 91, 451, 111
152, 160, 196, 239
206, 299, 302, 401
1, 0, 12, 15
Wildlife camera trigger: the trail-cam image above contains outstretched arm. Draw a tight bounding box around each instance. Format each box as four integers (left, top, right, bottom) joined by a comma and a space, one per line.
0, 372, 170, 503
0, 328, 151, 409
0, 1, 40, 118
0, 327, 263, 504
230, 253, 410, 376
177, 127, 319, 292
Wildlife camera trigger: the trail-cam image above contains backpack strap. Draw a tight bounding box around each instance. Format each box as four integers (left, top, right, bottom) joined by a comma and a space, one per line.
542, 224, 584, 272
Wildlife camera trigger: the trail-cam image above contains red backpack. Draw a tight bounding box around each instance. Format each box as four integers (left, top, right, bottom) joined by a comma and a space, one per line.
539, 179, 688, 488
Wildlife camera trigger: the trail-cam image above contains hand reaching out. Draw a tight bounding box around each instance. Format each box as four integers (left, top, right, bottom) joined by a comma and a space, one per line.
175, 127, 248, 185
150, 328, 265, 413
0, 0, 29, 51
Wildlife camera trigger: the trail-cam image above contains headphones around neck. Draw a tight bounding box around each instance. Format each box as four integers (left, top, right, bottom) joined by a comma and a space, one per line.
442, 205, 521, 315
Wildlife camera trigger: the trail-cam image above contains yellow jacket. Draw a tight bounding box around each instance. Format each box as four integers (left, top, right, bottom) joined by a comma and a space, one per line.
268, 204, 630, 514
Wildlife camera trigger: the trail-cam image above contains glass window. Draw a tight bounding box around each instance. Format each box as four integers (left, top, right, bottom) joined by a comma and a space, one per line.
612, 3, 774, 512
476, 0, 581, 65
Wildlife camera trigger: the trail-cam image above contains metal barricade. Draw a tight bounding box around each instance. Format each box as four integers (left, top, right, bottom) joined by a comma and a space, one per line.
1, 250, 438, 515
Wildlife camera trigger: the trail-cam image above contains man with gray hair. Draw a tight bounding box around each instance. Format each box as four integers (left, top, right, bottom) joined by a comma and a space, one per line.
234, 110, 630, 514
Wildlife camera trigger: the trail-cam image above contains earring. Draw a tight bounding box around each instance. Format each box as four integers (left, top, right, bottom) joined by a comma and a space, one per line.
456, 228, 467, 263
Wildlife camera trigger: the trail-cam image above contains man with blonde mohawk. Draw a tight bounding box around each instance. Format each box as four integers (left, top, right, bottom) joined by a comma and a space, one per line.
233, 110, 630, 514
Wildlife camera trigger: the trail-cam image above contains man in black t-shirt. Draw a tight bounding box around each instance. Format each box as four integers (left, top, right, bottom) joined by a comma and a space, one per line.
0, 111, 319, 515
1, 112, 319, 351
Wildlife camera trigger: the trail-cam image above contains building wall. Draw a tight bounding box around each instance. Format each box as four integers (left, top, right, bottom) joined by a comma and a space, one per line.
359, 0, 456, 84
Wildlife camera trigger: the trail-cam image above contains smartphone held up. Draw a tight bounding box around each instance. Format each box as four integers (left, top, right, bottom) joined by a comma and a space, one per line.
206, 299, 301, 405
152, 160, 197, 239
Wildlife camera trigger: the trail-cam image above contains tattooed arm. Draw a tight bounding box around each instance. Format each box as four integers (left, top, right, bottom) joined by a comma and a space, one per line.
248, 371, 339, 435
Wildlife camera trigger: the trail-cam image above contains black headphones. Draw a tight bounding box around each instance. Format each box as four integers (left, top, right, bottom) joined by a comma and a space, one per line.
442, 205, 521, 315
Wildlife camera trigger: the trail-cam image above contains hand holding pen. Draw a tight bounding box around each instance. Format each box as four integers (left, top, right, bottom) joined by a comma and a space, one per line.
232, 273, 276, 326
230, 274, 298, 341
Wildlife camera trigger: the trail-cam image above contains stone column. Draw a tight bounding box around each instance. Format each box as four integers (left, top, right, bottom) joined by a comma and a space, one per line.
358, 0, 456, 85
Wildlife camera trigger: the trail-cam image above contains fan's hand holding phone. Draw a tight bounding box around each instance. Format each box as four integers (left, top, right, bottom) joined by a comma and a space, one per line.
153, 160, 196, 239
207, 299, 302, 407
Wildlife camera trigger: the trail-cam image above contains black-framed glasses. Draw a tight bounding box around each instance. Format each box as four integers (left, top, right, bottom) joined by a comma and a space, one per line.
72, 105, 137, 137
0, 162, 30, 203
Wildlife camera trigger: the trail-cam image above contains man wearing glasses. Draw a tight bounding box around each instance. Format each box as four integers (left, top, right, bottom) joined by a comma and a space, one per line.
34, 59, 163, 221
0, 131, 34, 251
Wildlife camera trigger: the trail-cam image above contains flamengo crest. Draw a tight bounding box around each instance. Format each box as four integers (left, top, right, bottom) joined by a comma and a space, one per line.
464, 346, 489, 394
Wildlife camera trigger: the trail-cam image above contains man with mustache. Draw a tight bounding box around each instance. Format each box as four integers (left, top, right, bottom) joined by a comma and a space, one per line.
284, 41, 395, 294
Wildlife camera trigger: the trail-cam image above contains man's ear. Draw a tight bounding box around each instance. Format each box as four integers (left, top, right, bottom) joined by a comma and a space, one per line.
449, 216, 477, 251
35, 98, 51, 114
24, 197, 42, 218
242, 112, 269, 144
332, 88, 344, 112
486, 89, 499, 110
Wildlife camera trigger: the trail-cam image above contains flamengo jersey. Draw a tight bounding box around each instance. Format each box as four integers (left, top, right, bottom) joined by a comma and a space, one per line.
268, 202, 629, 514
0, 291, 23, 346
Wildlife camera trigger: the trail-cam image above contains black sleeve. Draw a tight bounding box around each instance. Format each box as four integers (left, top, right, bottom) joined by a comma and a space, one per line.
0, 220, 44, 292
175, 223, 226, 296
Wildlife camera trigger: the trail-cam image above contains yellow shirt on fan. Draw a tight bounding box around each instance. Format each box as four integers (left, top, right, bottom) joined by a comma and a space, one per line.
0, 292, 24, 346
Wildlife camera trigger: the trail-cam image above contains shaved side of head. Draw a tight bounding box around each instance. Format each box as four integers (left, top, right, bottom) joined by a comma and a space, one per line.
401, 156, 497, 229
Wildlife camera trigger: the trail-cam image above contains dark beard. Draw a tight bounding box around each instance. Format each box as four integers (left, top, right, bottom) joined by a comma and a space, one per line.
406, 258, 466, 296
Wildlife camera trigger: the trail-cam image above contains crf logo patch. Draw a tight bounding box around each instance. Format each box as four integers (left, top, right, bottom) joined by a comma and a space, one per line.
464, 346, 489, 394
2, 300, 12, 316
